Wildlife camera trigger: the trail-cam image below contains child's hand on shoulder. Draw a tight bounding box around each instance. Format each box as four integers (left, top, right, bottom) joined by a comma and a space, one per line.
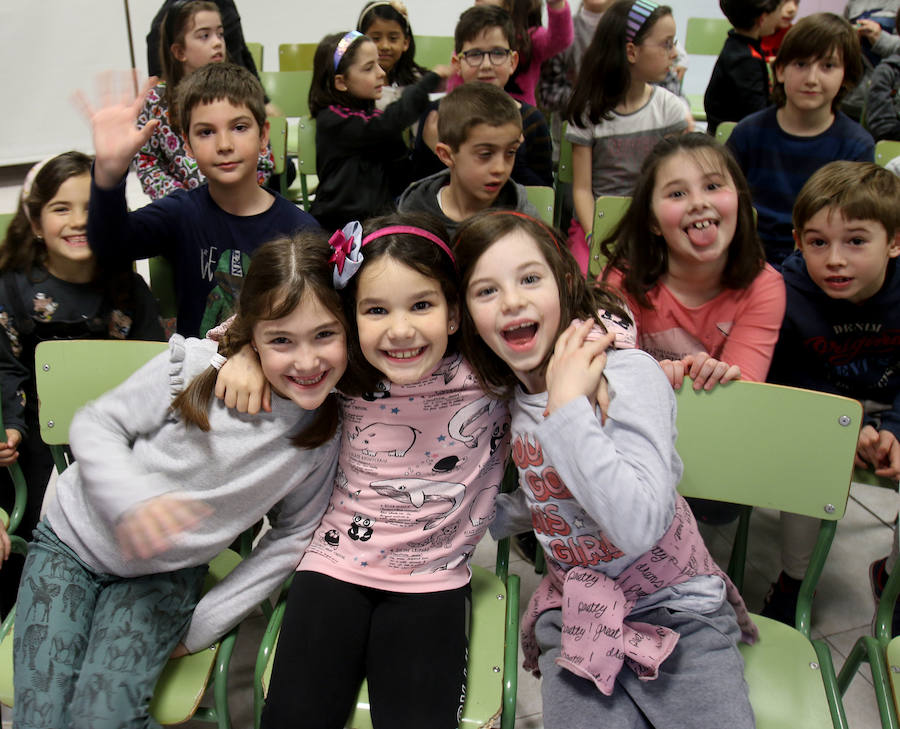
116, 493, 214, 561
0, 428, 22, 466
856, 425, 900, 481
680, 352, 740, 391
215, 344, 271, 414
74, 72, 161, 189
545, 320, 615, 417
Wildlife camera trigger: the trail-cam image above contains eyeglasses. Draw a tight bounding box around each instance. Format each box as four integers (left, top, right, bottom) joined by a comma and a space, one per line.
646, 38, 677, 52
458, 47, 513, 67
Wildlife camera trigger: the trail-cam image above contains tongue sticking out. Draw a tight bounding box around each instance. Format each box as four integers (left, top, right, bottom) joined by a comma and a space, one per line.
686, 222, 718, 247
503, 324, 537, 343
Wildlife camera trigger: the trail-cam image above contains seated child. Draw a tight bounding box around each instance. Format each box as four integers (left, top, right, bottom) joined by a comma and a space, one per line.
84, 63, 318, 338
308, 30, 449, 231
136, 0, 274, 200
12, 231, 344, 728
866, 8, 900, 140
357, 0, 427, 110
728, 13, 873, 268
411, 4, 554, 187
399, 82, 540, 239
761, 0, 799, 58
0, 152, 163, 618
704, 0, 784, 136
765, 161, 900, 624
841, 0, 900, 120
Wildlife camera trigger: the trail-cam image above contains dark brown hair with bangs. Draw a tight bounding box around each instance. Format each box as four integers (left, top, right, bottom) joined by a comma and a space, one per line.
175, 61, 266, 136
601, 133, 764, 310
773, 13, 862, 111
159, 0, 222, 106
171, 231, 348, 448
793, 161, 900, 237
454, 211, 631, 399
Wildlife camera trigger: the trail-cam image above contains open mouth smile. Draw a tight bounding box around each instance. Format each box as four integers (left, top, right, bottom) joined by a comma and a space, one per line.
384, 346, 426, 360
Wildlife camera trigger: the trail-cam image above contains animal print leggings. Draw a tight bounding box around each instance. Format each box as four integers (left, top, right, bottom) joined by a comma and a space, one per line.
12, 520, 207, 729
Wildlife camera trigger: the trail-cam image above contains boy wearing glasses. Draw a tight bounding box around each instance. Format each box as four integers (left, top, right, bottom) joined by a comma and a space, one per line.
727, 13, 872, 268
410, 4, 553, 186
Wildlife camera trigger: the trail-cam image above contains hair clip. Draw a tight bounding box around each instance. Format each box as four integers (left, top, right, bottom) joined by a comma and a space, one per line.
330, 221, 365, 289
357, 1, 410, 31
334, 30, 364, 71
625, 0, 659, 43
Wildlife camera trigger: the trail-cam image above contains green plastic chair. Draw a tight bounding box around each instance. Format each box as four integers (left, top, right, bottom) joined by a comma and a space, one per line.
247, 41, 263, 71
0, 213, 14, 243
279, 42, 318, 71
148, 255, 178, 338
715, 120, 737, 144
297, 116, 318, 212
675, 381, 862, 729
0, 404, 29, 560
253, 466, 521, 729
553, 122, 573, 229
1, 339, 243, 726
414, 35, 454, 69
258, 70, 311, 119
835, 468, 899, 728
588, 196, 631, 279
525, 185, 555, 224
268, 115, 301, 203
875, 140, 900, 167
684, 17, 732, 123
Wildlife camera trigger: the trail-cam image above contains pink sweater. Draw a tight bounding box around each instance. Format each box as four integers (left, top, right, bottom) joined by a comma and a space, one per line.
604, 265, 786, 382
446, 1, 573, 106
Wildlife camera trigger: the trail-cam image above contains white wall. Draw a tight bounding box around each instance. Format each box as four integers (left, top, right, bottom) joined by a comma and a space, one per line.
0, 0, 848, 166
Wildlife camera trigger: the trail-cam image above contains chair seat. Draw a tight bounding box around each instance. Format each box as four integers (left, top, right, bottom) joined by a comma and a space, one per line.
261, 564, 508, 728
0, 507, 7, 530
687, 93, 707, 122
739, 614, 835, 729
0, 549, 241, 724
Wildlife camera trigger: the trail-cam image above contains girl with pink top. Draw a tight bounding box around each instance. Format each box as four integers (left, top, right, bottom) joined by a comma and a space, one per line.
602, 133, 786, 392
454, 0, 574, 106
216, 213, 508, 729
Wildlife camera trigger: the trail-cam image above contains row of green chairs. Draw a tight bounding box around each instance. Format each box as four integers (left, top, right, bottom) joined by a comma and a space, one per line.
275, 36, 453, 73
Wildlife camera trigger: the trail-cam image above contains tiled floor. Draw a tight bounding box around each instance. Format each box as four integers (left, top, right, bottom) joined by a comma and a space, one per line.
0, 162, 895, 727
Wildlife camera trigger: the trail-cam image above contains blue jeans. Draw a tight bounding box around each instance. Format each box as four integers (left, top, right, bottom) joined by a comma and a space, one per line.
13, 520, 207, 729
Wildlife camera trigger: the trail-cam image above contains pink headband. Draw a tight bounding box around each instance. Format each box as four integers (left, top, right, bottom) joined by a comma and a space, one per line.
362, 225, 455, 262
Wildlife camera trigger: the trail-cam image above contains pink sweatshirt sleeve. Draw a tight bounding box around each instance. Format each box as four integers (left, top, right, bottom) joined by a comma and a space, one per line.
719, 264, 786, 382
530, 1, 574, 66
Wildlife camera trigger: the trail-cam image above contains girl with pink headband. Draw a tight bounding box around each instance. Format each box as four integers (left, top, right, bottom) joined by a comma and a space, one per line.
215, 213, 510, 728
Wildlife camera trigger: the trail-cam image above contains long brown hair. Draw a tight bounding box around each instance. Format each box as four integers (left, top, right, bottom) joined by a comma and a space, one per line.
171, 231, 348, 448
454, 211, 631, 398
159, 0, 223, 107
601, 133, 764, 310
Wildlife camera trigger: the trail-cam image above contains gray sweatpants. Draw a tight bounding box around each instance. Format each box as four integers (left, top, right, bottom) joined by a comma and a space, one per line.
535, 601, 755, 729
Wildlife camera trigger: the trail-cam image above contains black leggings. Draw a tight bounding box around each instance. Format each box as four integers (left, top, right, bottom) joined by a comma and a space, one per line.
261, 571, 470, 729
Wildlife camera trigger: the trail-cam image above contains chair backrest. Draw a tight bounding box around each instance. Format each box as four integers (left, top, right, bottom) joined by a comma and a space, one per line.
414, 35, 454, 69
268, 115, 288, 176
684, 17, 731, 55
715, 121, 737, 144
278, 42, 317, 71
0, 213, 14, 243
247, 42, 263, 71
525, 186, 555, 225
556, 122, 573, 185
675, 381, 860, 520
297, 116, 317, 210
258, 70, 311, 118
875, 139, 900, 167
148, 256, 178, 321
588, 196, 631, 278
35, 340, 169, 450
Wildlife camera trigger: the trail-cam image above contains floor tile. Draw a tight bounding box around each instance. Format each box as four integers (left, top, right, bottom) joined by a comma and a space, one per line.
851, 482, 898, 529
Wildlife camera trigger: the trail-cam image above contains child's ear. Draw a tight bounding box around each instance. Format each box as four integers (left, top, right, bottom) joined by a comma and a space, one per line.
792, 228, 803, 252
447, 305, 460, 335
30, 220, 43, 240
184, 135, 194, 159
625, 41, 638, 64
889, 230, 900, 258
450, 53, 462, 76
334, 74, 349, 92
774, 64, 786, 84
435, 142, 455, 169
509, 50, 519, 74
171, 43, 187, 63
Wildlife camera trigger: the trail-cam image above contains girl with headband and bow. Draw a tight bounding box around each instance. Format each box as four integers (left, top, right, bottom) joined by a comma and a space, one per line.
565, 0, 691, 275
215, 212, 509, 728
307, 29, 451, 231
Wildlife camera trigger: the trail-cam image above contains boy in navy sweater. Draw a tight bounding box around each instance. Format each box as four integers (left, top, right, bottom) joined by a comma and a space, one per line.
764, 161, 900, 624
84, 63, 318, 337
